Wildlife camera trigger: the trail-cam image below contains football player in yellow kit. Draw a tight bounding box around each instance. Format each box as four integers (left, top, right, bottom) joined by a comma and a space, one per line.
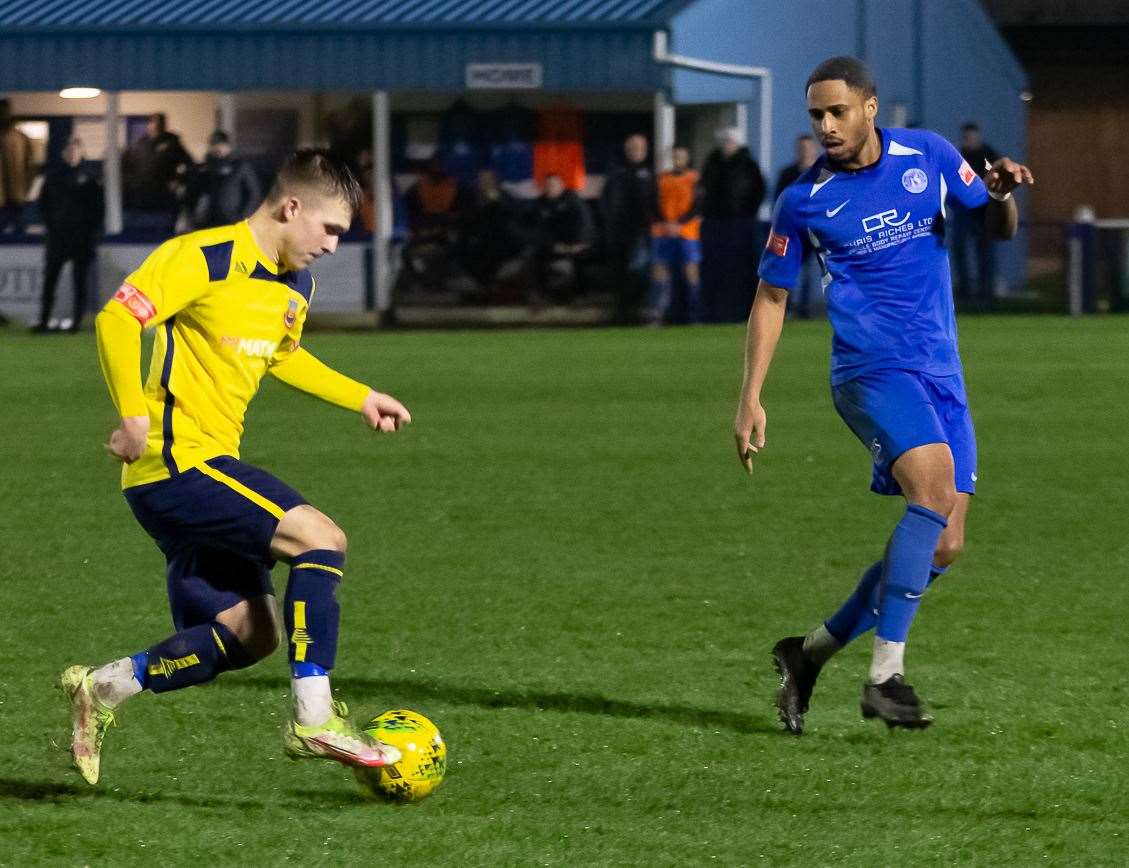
62, 150, 410, 785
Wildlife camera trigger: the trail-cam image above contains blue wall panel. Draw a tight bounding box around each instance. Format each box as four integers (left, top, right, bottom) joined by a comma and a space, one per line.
669, 0, 1028, 288
921, 0, 1028, 290
861, 1, 919, 125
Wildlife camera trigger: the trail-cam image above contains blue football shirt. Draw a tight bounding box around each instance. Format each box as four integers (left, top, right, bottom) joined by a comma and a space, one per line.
759, 127, 990, 385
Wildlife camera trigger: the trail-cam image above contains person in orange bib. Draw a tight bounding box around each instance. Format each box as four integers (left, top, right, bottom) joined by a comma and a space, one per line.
648, 147, 703, 324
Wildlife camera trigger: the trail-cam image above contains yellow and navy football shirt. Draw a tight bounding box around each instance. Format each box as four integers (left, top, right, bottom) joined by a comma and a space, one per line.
98, 220, 370, 489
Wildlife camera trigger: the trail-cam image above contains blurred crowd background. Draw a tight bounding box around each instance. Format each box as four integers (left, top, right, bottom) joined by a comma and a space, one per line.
1, 0, 1125, 331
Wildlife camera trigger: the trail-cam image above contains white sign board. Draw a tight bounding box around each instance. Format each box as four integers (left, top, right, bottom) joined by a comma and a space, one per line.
0, 240, 371, 325
466, 63, 543, 90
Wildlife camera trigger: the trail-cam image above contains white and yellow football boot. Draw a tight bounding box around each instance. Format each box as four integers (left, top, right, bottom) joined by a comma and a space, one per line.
60, 665, 117, 785
285, 700, 401, 768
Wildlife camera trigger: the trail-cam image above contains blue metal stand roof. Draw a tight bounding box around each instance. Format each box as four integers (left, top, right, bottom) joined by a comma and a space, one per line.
0, 0, 690, 29
0, 0, 695, 91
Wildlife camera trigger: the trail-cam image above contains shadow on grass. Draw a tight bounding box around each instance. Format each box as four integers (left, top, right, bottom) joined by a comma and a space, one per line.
0, 776, 368, 809
236, 674, 777, 736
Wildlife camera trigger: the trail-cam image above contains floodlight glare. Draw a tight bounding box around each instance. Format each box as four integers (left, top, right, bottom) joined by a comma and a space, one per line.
60, 87, 101, 99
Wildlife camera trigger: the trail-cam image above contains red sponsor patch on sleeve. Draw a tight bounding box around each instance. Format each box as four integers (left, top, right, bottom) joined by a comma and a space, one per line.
767, 231, 790, 257
959, 161, 976, 186
112, 283, 158, 324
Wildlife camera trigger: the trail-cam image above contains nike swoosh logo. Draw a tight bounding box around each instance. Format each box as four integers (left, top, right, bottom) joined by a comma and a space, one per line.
905, 592, 924, 600
826, 201, 849, 218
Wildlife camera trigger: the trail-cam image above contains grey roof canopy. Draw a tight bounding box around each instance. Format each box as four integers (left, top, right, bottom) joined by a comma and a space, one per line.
0, 0, 697, 91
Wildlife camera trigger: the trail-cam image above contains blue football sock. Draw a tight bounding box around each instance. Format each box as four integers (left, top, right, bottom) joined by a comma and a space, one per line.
830, 559, 950, 646
650, 276, 672, 317
875, 504, 948, 643
130, 651, 149, 687
140, 621, 254, 694
285, 549, 345, 676
685, 278, 703, 323
824, 559, 883, 644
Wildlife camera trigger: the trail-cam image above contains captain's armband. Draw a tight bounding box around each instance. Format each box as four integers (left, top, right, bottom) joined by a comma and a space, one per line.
112, 283, 158, 325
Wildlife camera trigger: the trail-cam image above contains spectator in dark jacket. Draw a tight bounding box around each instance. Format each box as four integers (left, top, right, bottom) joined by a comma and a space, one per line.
34, 136, 103, 333
700, 127, 766, 321
600, 134, 656, 320
461, 169, 531, 299
951, 122, 1001, 308
774, 134, 820, 318
774, 134, 818, 200
122, 113, 191, 235
534, 174, 593, 303
189, 130, 262, 229
399, 158, 468, 294
701, 127, 765, 219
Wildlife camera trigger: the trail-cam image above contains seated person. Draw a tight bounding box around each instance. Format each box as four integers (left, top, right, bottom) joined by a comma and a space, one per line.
460, 169, 532, 302
532, 174, 593, 304
400, 158, 466, 293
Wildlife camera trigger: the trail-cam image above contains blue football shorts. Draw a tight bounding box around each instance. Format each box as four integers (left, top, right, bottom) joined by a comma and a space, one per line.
124, 456, 307, 629
650, 236, 702, 266
831, 369, 977, 497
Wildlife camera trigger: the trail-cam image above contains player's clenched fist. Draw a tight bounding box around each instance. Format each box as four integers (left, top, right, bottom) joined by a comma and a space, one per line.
106, 415, 149, 463
985, 157, 1034, 198
361, 391, 412, 433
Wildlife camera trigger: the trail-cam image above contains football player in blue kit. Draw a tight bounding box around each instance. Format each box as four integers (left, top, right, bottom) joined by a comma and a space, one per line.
734, 57, 1034, 731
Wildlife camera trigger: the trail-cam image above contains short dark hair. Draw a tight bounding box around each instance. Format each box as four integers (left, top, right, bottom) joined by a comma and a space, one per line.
961, 122, 980, 133
208, 129, 230, 146
806, 56, 877, 99
268, 149, 363, 216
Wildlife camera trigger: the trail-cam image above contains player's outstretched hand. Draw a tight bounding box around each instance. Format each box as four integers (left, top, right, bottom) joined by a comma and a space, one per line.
984, 157, 1034, 198
362, 391, 412, 433
106, 415, 149, 463
734, 400, 767, 475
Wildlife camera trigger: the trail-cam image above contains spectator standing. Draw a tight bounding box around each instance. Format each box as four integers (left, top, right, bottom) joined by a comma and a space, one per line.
188, 130, 261, 229
600, 134, 656, 322
774, 134, 821, 318
951, 122, 1000, 308
34, 136, 103, 333
648, 146, 703, 325
122, 113, 191, 236
533, 174, 593, 304
700, 126, 765, 321
0, 97, 33, 234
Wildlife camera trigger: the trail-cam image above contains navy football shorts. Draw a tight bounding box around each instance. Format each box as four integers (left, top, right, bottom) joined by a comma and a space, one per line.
831, 369, 977, 497
124, 456, 307, 629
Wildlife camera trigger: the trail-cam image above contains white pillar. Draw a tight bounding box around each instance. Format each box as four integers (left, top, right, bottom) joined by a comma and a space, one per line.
653, 90, 674, 172
216, 93, 237, 143
1068, 205, 1094, 317
104, 91, 122, 235
372, 90, 392, 317
757, 71, 773, 221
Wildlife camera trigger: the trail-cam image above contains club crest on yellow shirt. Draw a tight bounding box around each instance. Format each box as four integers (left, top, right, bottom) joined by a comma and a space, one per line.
284, 299, 299, 328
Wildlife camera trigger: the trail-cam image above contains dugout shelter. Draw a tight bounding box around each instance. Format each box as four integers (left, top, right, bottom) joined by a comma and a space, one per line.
0, 0, 1027, 323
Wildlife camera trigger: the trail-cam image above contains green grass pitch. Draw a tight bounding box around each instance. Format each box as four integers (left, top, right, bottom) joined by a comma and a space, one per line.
1, 317, 1126, 865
